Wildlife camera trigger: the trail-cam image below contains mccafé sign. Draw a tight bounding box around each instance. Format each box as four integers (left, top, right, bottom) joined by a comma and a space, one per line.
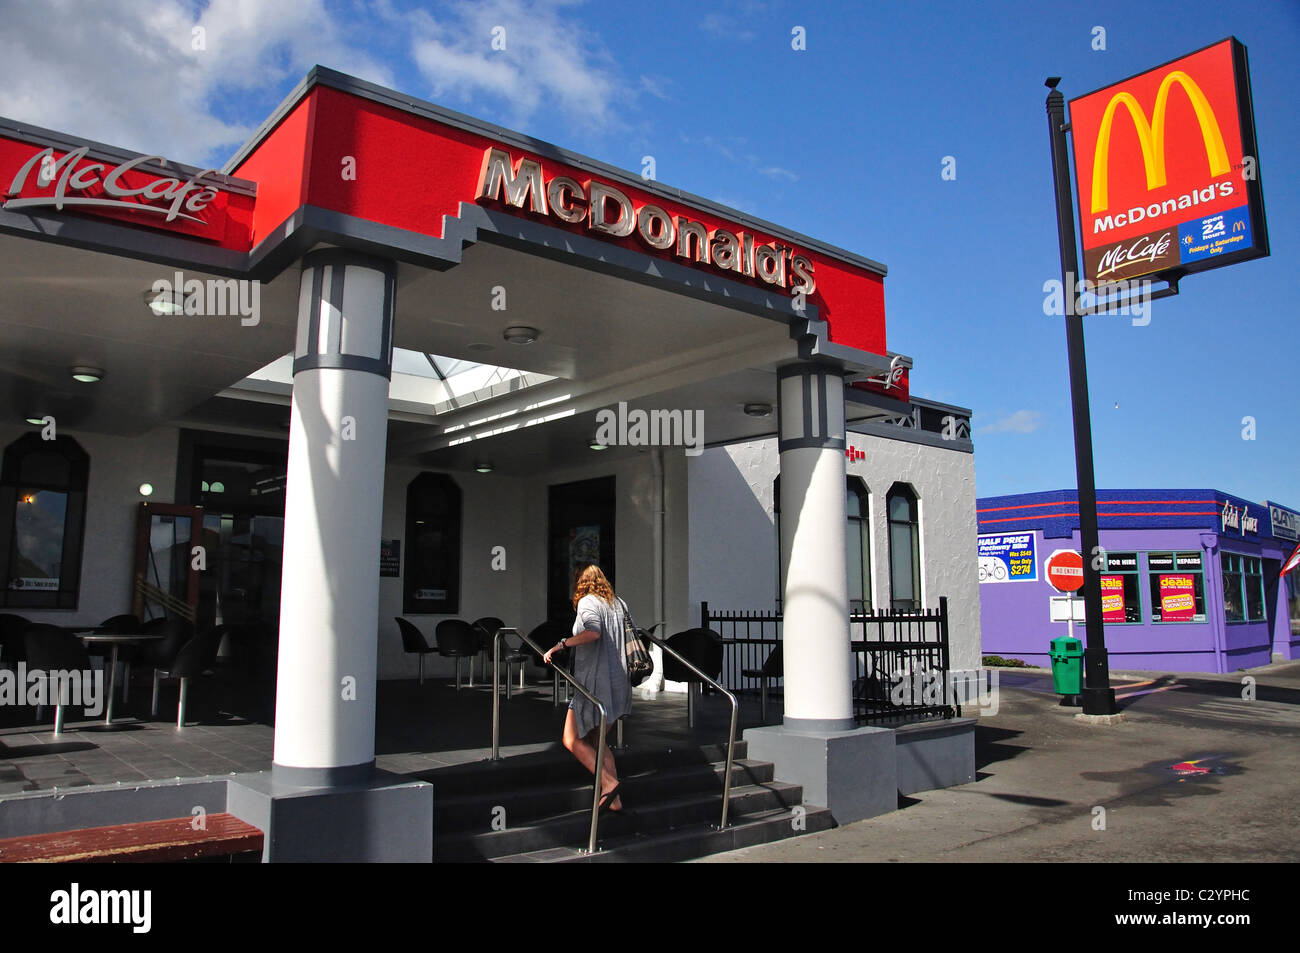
476, 148, 816, 297
3, 144, 225, 230
1069, 37, 1268, 286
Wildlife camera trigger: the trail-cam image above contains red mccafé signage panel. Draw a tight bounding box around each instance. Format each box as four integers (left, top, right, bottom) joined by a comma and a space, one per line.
0, 136, 253, 250
1069, 37, 1268, 286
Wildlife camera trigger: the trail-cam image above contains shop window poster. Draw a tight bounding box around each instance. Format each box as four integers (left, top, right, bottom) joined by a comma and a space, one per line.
977, 533, 1037, 583
1158, 575, 1196, 622
1101, 575, 1127, 622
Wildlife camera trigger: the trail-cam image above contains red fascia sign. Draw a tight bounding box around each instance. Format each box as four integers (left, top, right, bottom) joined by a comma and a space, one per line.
0, 139, 233, 242
1068, 37, 1268, 287
1044, 549, 1085, 593
476, 148, 816, 298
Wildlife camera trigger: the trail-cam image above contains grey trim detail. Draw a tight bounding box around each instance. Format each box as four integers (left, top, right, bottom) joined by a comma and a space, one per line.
776, 362, 827, 381
849, 418, 974, 454
844, 387, 912, 417
327, 262, 345, 355
0, 114, 258, 196
778, 435, 847, 452
301, 247, 398, 276
790, 317, 893, 375
271, 760, 376, 787
223, 67, 887, 277
306, 263, 323, 357
782, 715, 858, 732
802, 374, 812, 440
0, 206, 251, 277
0, 778, 229, 839
910, 394, 974, 419
292, 354, 393, 377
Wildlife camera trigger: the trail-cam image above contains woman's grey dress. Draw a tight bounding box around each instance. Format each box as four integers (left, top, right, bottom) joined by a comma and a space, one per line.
569, 594, 631, 737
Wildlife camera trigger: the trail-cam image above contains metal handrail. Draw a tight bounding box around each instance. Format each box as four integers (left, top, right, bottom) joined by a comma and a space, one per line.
491, 627, 607, 855
641, 625, 738, 830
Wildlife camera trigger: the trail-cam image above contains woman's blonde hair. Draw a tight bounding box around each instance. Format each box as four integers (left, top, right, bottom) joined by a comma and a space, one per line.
572, 564, 615, 608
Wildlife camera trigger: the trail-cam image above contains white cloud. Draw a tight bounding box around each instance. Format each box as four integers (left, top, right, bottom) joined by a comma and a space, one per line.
0, 0, 393, 165
979, 410, 1043, 435
405, 0, 624, 131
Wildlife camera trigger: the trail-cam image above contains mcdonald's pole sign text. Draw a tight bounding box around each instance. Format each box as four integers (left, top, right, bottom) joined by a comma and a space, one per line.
1069, 37, 1268, 286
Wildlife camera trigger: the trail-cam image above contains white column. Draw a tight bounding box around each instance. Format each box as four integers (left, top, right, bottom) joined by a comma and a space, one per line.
273, 250, 395, 785
778, 363, 853, 730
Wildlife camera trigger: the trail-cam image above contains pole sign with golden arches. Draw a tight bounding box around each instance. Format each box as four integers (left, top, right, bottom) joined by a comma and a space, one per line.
1068, 37, 1268, 288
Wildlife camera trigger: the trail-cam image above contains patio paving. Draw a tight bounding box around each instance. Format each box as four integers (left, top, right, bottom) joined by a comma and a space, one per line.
0, 667, 765, 798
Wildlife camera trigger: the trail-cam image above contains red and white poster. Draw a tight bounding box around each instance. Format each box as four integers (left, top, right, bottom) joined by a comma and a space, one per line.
1100, 575, 1127, 622
1158, 575, 1196, 622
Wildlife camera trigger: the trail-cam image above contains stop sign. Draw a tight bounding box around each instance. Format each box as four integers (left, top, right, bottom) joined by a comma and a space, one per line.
1045, 549, 1085, 593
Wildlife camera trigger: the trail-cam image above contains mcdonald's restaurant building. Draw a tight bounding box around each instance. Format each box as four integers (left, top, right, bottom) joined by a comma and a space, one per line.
0, 67, 980, 859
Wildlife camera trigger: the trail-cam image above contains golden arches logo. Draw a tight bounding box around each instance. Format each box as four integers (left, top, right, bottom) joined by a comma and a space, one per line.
1090, 69, 1230, 214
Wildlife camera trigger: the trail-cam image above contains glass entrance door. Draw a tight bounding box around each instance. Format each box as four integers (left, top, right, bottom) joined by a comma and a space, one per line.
547, 476, 616, 622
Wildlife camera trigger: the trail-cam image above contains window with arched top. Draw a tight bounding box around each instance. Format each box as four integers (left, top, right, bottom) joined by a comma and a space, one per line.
887, 483, 921, 612
774, 476, 873, 612
1, 434, 90, 609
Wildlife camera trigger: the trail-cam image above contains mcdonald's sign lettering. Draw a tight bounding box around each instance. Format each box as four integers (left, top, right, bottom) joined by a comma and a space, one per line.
1069, 38, 1267, 286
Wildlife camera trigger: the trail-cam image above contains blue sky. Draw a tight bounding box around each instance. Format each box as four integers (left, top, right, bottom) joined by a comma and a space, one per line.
3, 0, 1297, 507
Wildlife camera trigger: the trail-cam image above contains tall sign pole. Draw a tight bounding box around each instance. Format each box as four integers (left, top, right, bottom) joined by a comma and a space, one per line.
1044, 78, 1117, 716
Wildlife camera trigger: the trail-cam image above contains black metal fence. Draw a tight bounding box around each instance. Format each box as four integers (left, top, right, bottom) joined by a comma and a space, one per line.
700, 597, 956, 725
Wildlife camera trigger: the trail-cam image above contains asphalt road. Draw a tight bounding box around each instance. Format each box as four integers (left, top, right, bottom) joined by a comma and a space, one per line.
699, 660, 1300, 863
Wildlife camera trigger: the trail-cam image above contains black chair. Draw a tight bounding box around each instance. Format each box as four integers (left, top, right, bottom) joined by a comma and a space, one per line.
741, 645, 783, 724
662, 628, 724, 728
92, 613, 143, 703
151, 625, 226, 728
0, 613, 30, 668
22, 623, 92, 735
434, 620, 478, 691
470, 616, 505, 687
526, 620, 572, 706
140, 617, 196, 700
395, 617, 437, 685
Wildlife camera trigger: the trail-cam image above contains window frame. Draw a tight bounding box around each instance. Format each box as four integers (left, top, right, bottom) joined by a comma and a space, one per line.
403, 472, 462, 615
1, 433, 90, 610
886, 483, 922, 613
1098, 551, 1143, 624
773, 475, 875, 613
1145, 551, 1208, 624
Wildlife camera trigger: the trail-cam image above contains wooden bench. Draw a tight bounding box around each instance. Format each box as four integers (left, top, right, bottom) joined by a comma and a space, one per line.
0, 813, 264, 863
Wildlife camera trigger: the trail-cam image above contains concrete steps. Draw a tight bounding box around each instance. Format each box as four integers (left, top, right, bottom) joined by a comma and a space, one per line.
426, 740, 833, 862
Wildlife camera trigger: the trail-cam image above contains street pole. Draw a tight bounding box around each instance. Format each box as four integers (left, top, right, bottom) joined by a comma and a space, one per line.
1044, 78, 1117, 716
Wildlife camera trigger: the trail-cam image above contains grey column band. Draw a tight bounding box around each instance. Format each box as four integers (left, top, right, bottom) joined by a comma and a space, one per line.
294, 249, 396, 379
777, 362, 846, 452
272, 759, 376, 788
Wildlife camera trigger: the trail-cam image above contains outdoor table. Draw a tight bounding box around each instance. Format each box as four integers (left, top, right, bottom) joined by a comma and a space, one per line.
73, 632, 164, 726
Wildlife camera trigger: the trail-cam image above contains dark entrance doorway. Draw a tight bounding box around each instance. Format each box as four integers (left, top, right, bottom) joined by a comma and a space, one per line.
548, 476, 616, 622
178, 432, 288, 634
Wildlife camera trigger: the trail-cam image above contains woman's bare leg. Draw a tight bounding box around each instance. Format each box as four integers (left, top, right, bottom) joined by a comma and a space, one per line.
562, 709, 622, 809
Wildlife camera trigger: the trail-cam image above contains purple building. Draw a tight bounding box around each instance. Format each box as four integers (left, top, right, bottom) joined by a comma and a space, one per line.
977, 489, 1300, 674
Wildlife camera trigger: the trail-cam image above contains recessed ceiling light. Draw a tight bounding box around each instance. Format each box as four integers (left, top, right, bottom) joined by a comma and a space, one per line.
743, 403, 772, 417
475, 462, 494, 473
24, 416, 45, 425
70, 366, 104, 383
138, 483, 154, 497
503, 326, 539, 345
589, 438, 609, 451
144, 288, 184, 316
466, 342, 493, 353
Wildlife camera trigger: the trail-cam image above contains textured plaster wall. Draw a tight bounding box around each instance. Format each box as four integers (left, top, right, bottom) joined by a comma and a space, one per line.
0, 424, 178, 629
687, 430, 982, 671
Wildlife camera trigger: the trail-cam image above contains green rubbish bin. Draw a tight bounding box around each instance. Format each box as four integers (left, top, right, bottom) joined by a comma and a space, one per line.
1049, 636, 1084, 695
